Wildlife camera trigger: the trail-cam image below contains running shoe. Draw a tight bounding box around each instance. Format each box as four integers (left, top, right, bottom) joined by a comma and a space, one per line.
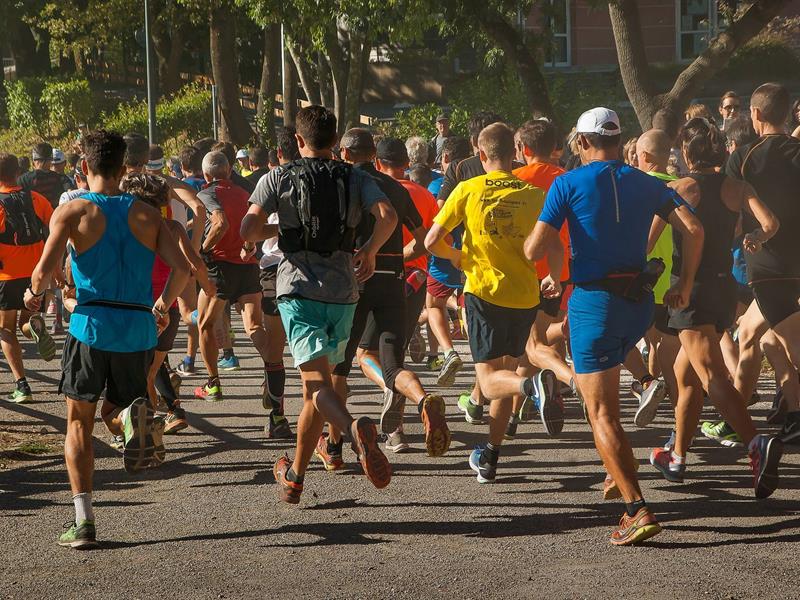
457, 393, 484, 424
532, 369, 563, 436
408, 326, 426, 364
778, 412, 800, 445
436, 350, 463, 387
634, 379, 666, 428
701, 421, 742, 447
468, 447, 496, 484
194, 378, 223, 402
610, 507, 662, 546
663, 430, 676, 451
273, 455, 302, 504
151, 416, 166, 466
217, 355, 240, 371
420, 394, 450, 457
27, 314, 56, 362
175, 357, 197, 377
169, 371, 182, 397
426, 355, 444, 371
314, 434, 344, 471
110, 435, 124, 451
517, 394, 534, 423
749, 434, 782, 499
504, 418, 519, 441
379, 388, 405, 435
58, 520, 98, 550
650, 447, 685, 483
385, 429, 410, 453
350, 416, 392, 489
767, 390, 787, 425
266, 413, 293, 439
8, 381, 33, 404
164, 406, 188, 434
121, 397, 159, 473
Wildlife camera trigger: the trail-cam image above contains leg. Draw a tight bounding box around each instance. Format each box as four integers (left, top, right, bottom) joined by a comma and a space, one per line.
672, 346, 704, 457
426, 292, 453, 354
240, 294, 270, 363
761, 330, 797, 416
0, 310, 24, 381
482, 356, 518, 447
720, 330, 739, 379
197, 291, 227, 380
146, 349, 168, 409
65, 398, 99, 496
527, 310, 572, 385
734, 300, 769, 405
177, 279, 199, 366
769, 312, 800, 412
656, 333, 681, 408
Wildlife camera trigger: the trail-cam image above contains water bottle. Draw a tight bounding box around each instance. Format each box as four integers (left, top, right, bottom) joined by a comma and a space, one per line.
405, 269, 426, 296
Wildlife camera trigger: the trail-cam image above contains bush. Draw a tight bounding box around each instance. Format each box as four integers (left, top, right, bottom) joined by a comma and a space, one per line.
723, 38, 800, 80
41, 79, 95, 135
379, 103, 468, 140
3, 79, 46, 134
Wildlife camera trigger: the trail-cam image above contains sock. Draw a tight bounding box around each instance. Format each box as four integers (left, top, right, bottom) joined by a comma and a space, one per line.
670, 451, 685, 471
416, 395, 426, 414
444, 348, 455, 357
625, 499, 647, 517
469, 394, 480, 406
639, 373, 655, 386
183, 355, 194, 367
482, 442, 500, 465
327, 437, 343, 455
286, 468, 303, 484
265, 363, 286, 413
223, 348, 234, 359
16, 377, 28, 389
73, 492, 94, 523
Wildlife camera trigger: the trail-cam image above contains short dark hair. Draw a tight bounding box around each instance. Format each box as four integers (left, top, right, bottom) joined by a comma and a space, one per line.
66, 152, 80, 168
679, 117, 726, 169
149, 144, 164, 161
276, 126, 300, 161
295, 105, 337, 150
84, 130, 127, 178
120, 172, 170, 208
249, 145, 269, 168
582, 132, 621, 150
468, 111, 504, 143
123, 133, 149, 168
751, 82, 791, 126
408, 165, 433, 187
179, 145, 203, 173
268, 149, 279, 165
652, 107, 682, 142
517, 119, 557, 158
211, 141, 236, 165
725, 116, 757, 148
442, 136, 471, 163
18, 156, 30, 172
193, 137, 216, 155
719, 90, 739, 107
0, 153, 19, 183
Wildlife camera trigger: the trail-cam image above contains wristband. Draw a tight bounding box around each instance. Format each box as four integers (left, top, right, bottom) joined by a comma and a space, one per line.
152, 305, 167, 319
27, 287, 45, 298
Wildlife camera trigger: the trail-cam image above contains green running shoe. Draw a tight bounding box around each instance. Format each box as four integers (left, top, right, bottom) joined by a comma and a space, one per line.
701, 421, 743, 447
121, 397, 159, 473
8, 382, 33, 404
194, 378, 223, 402
27, 314, 57, 361
426, 355, 444, 371
457, 393, 484, 425
58, 520, 99, 550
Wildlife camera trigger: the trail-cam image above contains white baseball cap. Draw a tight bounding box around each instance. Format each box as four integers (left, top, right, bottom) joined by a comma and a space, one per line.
52, 148, 66, 163
236, 148, 249, 159
575, 107, 621, 136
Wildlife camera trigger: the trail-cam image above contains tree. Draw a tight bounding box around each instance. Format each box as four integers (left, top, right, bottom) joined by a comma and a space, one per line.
608, 0, 791, 130
256, 23, 281, 144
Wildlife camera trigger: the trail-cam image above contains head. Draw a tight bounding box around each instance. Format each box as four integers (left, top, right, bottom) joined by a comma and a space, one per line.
120, 172, 170, 209
52, 149, 66, 173
295, 105, 338, 155
477, 122, 516, 170
651, 107, 682, 146
684, 103, 712, 123
408, 165, 433, 187
179, 145, 203, 177
249, 145, 269, 170
193, 137, 216, 156
82, 130, 127, 187
405, 136, 430, 167
516, 119, 557, 165
123, 133, 150, 172
679, 117, 727, 172
436, 113, 451, 136
375, 137, 409, 179
574, 107, 622, 164
339, 128, 377, 165
0, 153, 19, 186
146, 144, 165, 175
441, 136, 471, 173
635, 129, 672, 174
73, 161, 89, 190
32, 142, 53, 170
622, 137, 639, 167
276, 126, 300, 164
750, 82, 791, 134
268, 150, 279, 168
468, 111, 504, 151
718, 91, 741, 122
18, 156, 31, 173
724, 116, 757, 153
202, 151, 231, 183
66, 152, 80, 170
211, 141, 236, 166
236, 148, 250, 170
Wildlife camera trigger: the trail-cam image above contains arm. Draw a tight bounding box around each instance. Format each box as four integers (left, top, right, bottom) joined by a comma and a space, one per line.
425, 222, 462, 269
525, 222, 564, 298
354, 200, 397, 283
201, 209, 229, 254
647, 216, 668, 254
739, 181, 779, 253
663, 205, 704, 309
403, 225, 428, 263
153, 219, 192, 317
165, 175, 206, 251
169, 221, 216, 297
240, 203, 279, 243
25, 205, 74, 310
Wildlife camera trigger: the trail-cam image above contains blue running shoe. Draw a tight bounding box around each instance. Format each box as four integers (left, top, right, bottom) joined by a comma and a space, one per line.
217, 355, 240, 371
469, 447, 496, 484
531, 369, 563, 436
749, 434, 782, 499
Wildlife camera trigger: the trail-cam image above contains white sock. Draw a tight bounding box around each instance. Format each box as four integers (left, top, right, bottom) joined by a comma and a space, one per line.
469, 394, 480, 406
442, 347, 454, 356
73, 492, 94, 523
670, 451, 685, 470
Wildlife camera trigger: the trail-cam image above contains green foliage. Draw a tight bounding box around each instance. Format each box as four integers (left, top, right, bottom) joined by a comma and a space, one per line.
41, 79, 95, 135
722, 38, 800, 81
3, 79, 47, 134
380, 103, 468, 140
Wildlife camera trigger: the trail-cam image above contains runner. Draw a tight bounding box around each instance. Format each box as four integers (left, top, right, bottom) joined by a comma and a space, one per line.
648, 117, 783, 496
526, 107, 703, 545
426, 122, 559, 484
24, 130, 191, 548
0, 153, 56, 404
240, 105, 397, 503
18, 143, 72, 209
246, 145, 271, 185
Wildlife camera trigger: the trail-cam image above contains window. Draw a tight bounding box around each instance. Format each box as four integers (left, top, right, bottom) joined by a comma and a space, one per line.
544, 0, 571, 67
676, 0, 723, 61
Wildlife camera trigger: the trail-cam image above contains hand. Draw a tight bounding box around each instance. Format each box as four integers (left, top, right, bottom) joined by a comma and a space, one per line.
540, 275, 562, 299
240, 245, 257, 262
24, 288, 43, 312
353, 247, 376, 283
742, 231, 763, 254
153, 307, 170, 335
202, 281, 218, 298
663, 281, 690, 309
53, 267, 66, 289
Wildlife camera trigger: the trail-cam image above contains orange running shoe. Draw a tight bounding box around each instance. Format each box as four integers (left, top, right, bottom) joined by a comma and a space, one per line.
314, 434, 344, 471
273, 455, 303, 504
420, 394, 451, 457
610, 507, 662, 546
350, 416, 392, 489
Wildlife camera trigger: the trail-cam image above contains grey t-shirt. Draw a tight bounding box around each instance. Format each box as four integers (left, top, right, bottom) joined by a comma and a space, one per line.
248, 159, 386, 304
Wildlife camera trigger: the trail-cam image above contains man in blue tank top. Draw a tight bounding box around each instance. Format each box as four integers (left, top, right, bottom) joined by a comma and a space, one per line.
24, 130, 191, 550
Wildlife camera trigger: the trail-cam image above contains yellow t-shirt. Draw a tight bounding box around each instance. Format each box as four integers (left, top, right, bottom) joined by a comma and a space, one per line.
434, 170, 544, 309
647, 171, 677, 304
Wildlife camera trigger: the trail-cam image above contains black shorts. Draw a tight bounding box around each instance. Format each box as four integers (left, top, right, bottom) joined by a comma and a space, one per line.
736, 282, 754, 306
652, 303, 676, 336
260, 264, 279, 316
668, 275, 737, 334
539, 281, 569, 318
752, 277, 800, 327
359, 276, 427, 351
0, 277, 30, 311
59, 334, 153, 408
156, 306, 181, 352
465, 293, 537, 362
207, 261, 261, 303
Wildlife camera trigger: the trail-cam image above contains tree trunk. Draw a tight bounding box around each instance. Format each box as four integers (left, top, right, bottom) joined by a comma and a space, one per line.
152, 20, 184, 97
7, 12, 51, 76
287, 35, 321, 106
344, 27, 369, 131
209, 1, 253, 145
282, 45, 298, 127
323, 20, 348, 130
317, 51, 333, 109
257, 24, 280, 144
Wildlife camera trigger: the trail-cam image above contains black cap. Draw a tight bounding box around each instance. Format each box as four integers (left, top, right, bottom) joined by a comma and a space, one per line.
376, 138, 408, 164
436, 112, 450, 122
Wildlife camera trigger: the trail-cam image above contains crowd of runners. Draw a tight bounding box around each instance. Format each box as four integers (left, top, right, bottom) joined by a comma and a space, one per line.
2, 81, 799, 550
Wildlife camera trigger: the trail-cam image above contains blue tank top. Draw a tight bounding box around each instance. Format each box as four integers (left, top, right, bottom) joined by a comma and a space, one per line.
69, 193, 157, 352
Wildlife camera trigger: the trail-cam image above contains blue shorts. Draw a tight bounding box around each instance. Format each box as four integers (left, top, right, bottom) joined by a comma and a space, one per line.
278, 298, 357, 368
568, 286, 653, 374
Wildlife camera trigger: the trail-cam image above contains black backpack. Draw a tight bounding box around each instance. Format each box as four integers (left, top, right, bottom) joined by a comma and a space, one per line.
0, 190, 46, 246
278, 158, 361, 255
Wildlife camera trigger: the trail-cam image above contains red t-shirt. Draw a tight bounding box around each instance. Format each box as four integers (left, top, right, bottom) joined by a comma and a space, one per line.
399, 179, 438, 272
198, 180, 256, 265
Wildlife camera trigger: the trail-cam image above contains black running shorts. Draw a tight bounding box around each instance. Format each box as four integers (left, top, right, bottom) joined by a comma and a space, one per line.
752, 277, 800, 328
155, 306, 181, 352
465, 293, 537, 362
259, 264, 280, 316
668, 275, 737, 334
206, 260, 261, 303
0, 277, 30, 311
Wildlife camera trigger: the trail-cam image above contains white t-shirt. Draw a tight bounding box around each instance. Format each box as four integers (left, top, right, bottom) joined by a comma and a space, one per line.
59, 188, 88, 206
260, 213, 283, 268
170, 197, 188, 228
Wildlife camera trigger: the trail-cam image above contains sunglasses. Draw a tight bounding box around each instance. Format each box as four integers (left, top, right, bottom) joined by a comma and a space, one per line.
722, 104, 740, 112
